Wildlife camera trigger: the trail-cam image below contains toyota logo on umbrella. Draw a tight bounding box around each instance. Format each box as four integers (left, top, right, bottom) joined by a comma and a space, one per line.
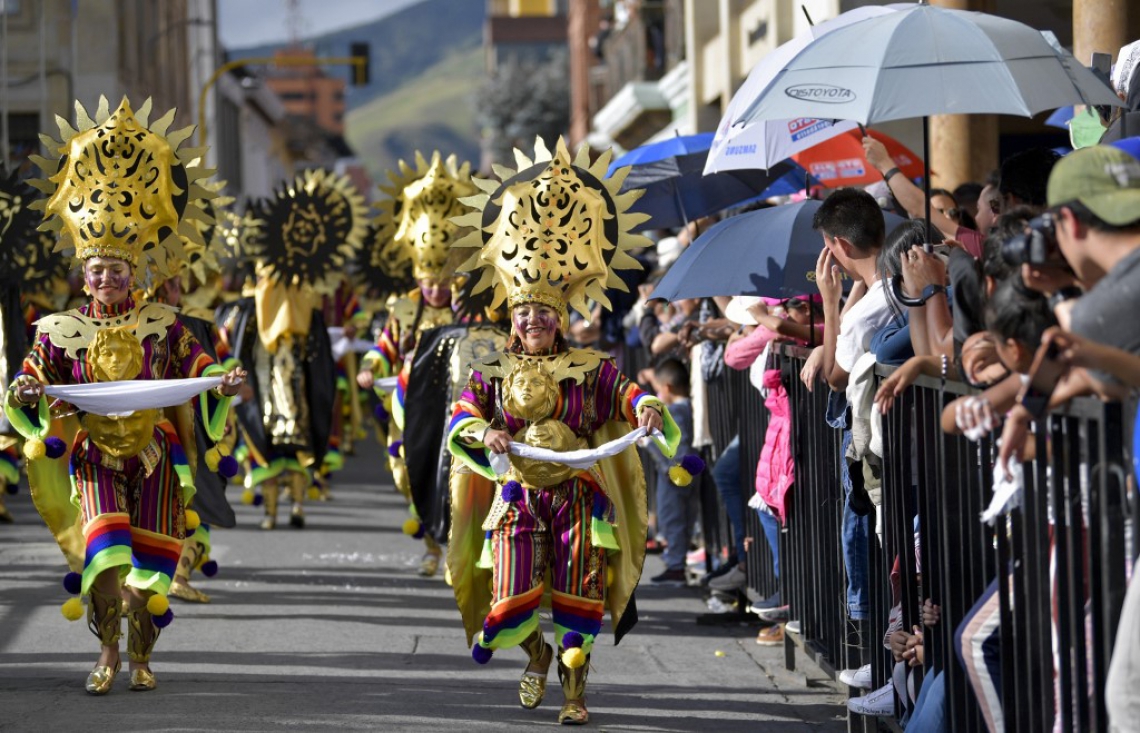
784, 84, 856, 104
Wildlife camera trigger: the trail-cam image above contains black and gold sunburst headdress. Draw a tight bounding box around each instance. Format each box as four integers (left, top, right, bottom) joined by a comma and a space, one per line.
244, 169, 368, 292
452, 138, 649, 322
375, 151, 477, 283
28, 96, 216, 284
350, 221, 416, 299
0, 167, 43, 283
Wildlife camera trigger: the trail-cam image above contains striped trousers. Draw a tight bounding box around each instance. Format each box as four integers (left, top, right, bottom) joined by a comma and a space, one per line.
479, 478, 606, 654
72, 421, 187, 597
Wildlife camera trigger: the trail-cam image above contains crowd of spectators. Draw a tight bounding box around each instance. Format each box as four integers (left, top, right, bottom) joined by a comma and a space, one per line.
550, 44, 1140, 731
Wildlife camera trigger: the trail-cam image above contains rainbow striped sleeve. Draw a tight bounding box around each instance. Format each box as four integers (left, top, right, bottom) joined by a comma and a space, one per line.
446, 370, 495, 480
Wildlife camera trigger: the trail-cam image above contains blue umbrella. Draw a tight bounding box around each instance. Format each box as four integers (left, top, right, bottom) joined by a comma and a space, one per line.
607, 133, 796, 231
1109, 136, 1140, 162
649, 200, 907, 301
1046, 106, 1074, 129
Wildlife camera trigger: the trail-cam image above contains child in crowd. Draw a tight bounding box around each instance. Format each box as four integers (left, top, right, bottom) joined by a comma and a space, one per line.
649, 358, 696, 585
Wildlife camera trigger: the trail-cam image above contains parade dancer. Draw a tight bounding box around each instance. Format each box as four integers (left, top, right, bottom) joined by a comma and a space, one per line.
5, 97, 244, 694
223, 170, 367, 530
445, 139, 680, 724
356, 151, 477, 577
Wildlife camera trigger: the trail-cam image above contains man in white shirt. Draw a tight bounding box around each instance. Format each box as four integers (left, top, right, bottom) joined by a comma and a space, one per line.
810, 188, 892, 628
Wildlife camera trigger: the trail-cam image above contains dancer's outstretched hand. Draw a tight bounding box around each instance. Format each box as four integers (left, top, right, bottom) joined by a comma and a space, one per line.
219, 367, 248, 397
483, 428, 512, 455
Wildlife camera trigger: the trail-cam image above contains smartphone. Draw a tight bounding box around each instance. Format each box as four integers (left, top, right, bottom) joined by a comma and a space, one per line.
1018, 341, 1066, 419
929, 243, 950, 256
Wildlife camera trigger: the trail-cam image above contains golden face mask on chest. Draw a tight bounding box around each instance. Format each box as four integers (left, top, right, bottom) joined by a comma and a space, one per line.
81, 327, 154, 458
502, 359, 582, 488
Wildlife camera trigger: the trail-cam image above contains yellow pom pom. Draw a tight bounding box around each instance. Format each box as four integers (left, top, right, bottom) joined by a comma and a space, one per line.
561, 647, 587, 669
669, 465, 693, 487
216, 443, 231, 458
146, 594, 169, 616
185, 510, 201, 531
402, 517, 420, 536
307, 486, 321, 500
241, 489, 255, 505
606, 567, 615, 587
61, 597, 84, 621
24, 438, 46, 461
205, 447, 221, 472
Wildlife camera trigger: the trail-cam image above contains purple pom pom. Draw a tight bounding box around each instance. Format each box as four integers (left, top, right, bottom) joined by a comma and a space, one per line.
501, 480, 523, 503
4, 482, 16, 495
388, 440, 402, 458
253, 493, 264, 507
680, 454, 706, 476
44, 436, 67, 459
217, 455, 239, 479
373, 403, 389, 422
200, 560, 219, 578
472, 643, 494, 665
562, 631, 584, 649
63, 571, 82, 595
413, 524, 426, 540
153, 609, 174, 628
591, 494, 606, 519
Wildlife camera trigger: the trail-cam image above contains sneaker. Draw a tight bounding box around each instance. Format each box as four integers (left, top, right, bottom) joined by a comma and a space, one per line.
847, 682, 894, 716
747, 590, 782, 612
755, 624, 784, 646
700, 557, 739, 586
650, 567, 686, 586
839, 663, 873, 690
784, 619, 802, 635
645, 538, 666, 554
707, 564, 746, 592
685, 547, 706, 567
756, 605, 790, 623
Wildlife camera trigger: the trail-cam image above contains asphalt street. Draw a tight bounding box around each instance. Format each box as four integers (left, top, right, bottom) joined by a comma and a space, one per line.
0, 443, 845, 732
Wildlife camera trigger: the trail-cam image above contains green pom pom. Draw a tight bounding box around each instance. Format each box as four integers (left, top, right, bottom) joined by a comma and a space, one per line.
146, 594, 169, 616
61, 597, 84, 621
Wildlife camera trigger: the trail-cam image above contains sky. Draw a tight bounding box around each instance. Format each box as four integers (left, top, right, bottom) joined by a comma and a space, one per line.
217, 0, 425, 49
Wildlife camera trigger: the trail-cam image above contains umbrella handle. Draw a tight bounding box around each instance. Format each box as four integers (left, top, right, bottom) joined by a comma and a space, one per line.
891, 276, 925, 308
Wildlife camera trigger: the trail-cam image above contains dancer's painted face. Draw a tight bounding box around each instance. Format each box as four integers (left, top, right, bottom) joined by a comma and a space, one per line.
419, 278, 451, 308
84, 257, 133, 307
512, 304, 559, 353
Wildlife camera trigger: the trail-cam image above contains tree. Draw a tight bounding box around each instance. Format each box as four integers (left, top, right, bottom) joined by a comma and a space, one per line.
477, 50, 571, 166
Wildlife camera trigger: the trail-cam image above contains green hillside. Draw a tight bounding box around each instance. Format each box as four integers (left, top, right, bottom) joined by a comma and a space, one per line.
345, 45, 484, 184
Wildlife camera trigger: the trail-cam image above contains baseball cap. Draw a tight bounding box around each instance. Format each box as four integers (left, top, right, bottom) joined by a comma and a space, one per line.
1046, 145, 1140, 226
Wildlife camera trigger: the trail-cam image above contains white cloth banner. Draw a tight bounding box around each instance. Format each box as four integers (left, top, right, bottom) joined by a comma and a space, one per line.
489, 427, 667, 477
328, 327, 376, 361
44, 377, 223, 417
374, 376, 399, 393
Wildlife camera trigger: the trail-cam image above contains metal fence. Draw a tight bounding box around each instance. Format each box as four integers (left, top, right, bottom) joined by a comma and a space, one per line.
706, 343, 1137, 732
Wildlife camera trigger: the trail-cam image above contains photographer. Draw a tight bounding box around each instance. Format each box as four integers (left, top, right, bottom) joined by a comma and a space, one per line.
999, 144, 1140, 474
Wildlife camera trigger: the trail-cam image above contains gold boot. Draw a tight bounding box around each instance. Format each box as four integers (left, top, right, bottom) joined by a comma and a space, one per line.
518, 631, 553, 709
170, 537, 210, 603
288, 471, 305, 529
260, 481, 279, 530
126, 605, 161, 691
557, 651, 590, 725
419, 535, 441, 577
85, 589, 123, 695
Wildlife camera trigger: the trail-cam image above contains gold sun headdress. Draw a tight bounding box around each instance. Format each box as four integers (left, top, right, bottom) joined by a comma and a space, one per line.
28, 97, 216, 283
452, 138, 649, 323
243, 168, 369, 292
374, 151, 477, 283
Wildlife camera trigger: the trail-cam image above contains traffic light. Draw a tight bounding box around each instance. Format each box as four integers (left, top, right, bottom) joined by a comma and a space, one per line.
350, 42, 370, 86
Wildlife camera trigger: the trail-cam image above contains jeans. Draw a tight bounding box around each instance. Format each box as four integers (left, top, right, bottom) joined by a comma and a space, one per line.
907, 669, 947, 731
711, 435, 746, 561
840, 429, 870, 621
656, 472, 693, 571
757, 508, 780, 579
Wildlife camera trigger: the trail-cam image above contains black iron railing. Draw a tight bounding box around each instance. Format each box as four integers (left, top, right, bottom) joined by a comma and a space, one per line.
750, 344, 1137, 732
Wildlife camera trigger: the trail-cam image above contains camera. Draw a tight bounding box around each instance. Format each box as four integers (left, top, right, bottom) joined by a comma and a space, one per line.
1001, 213, 1057, 266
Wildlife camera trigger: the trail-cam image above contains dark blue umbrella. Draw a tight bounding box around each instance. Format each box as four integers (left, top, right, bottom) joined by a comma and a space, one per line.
607, 133, 797, 231
649, 200, 907, 301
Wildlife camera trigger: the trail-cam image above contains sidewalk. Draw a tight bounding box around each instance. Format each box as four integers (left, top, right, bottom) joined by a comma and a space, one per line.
0, 448, 846, 732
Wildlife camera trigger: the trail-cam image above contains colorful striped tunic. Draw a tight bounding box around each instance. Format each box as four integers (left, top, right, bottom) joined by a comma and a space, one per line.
13, 296, 222, 596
